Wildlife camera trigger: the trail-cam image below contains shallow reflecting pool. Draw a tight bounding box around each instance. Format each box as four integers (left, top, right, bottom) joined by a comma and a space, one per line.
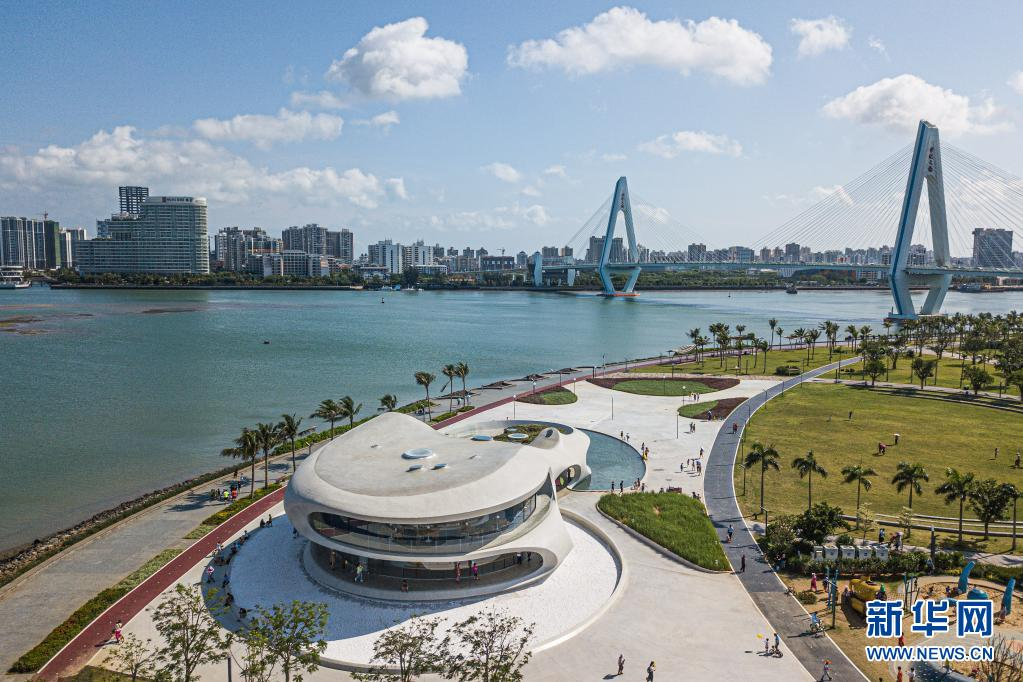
574, 429, 646, 490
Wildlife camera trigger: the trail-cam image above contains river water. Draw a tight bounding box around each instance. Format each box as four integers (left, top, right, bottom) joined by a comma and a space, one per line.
2, 286, 1021, 551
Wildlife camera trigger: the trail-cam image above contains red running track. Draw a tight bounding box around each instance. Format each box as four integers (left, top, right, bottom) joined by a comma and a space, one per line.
37, 487, 286, 680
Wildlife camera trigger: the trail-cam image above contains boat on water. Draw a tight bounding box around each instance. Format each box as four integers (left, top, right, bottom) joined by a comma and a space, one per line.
785, 283, 798, 294
0, 267, 30, 289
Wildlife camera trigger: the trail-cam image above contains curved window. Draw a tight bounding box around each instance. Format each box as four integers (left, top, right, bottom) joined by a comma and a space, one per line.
309, 478, 553, 555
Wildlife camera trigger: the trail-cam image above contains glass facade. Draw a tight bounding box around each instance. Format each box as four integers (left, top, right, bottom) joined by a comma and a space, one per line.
311, 544, 542, 582
309, 478, 553, 555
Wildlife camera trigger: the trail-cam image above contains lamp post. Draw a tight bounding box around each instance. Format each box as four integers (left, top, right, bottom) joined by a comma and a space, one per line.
611, 392, 614, 420
512, 395, 517, 419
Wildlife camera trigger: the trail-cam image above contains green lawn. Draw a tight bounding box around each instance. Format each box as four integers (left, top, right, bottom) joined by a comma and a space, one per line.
598, 492, 729, 570
611, 378, 717, 396
736, 383, 1023, 552
881, 353, 1009, 392
678, 400, 719, 418
494, 423, 571, 444
630, 347, 849, 378
517, 387, 578, 405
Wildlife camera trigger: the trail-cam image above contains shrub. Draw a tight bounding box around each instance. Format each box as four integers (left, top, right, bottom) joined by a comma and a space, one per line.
836, 533, 854, 546
202, 483, 282, 526
797, 590, 818, 605
598, 493, 728, 571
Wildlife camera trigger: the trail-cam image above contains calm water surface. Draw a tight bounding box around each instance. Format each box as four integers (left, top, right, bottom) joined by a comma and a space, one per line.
575, 429, 646, 491
2, 286, 1021, 550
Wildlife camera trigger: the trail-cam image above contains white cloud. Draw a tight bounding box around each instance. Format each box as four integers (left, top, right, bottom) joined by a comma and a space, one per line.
193, 109, 343, 149
326, 17, 468, 100
601, 153, 628, 162
638, 130, 742, 158
289, 90, 349, 110
811, 184, 854, 205
428, 203, 550, 232
521, 204, 549, 226
0, 125, 397, 209
385, 177, 408, 199
353, 110, 400, 131
1009, 71, 1023, 95
868, 36, 889, 60
481, 162, 522, 183
543, 164, 567, 178
790, 16, 850, 58
822, 74, 1010, 136
521, 185, 542, 197
507, 6, 772, 86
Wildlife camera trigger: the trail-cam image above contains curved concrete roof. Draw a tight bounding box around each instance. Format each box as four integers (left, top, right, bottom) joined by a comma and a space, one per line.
287, 412, 560, 522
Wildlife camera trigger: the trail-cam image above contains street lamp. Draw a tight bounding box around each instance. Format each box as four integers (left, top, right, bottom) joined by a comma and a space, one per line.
512, 394, 517, 419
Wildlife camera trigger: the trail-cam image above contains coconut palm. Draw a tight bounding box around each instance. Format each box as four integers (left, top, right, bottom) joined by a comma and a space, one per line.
442, 364, 458, 413
845, 324, 859, 349
379, 393, 398, 412
744, 442, 780, 519
806, 329, 822, 359
935, 468, 976, 545
221, 427, 259, 497
1001, 483, 1021, 552
768, 318, 778, 348
277, 413, 302, 472
792, 450, 828, 511
756, 338, 770, 373
456, 362, 470, 406
841, 464, 877, 522
338, 395, 362, 429
891, 461, 929, 509
254, 421, 281, 489
414, 371, 436, 421
311, 399, 341, 440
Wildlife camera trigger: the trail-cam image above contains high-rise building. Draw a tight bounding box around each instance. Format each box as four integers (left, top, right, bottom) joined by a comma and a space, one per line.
784, 242, 801, 263
325, 228, 354, 264
119, 186, 149, 216
282, 224, 328, 255
559, 246, 573, 258
0, 217, 51, 269
402, 243, 433, 270
541, 246, 559, 258
585, 236, 625, 263
972, 228, 1014, 269
74, 196, 209, 274
58, 228, 86, 268
42, 219, 62, 269
687, 243, 707, 263
214, 227, 282, 272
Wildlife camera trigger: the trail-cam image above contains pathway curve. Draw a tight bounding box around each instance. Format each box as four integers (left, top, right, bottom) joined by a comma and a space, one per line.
703, 360, 872, 682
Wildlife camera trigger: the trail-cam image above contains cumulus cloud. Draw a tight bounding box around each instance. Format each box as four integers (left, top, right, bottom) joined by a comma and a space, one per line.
0, 125, 398, 209
1009, 71, 1023, 95
822, 74, 1010, 136
638, 130, 742, 158
326, 17, 468, 100
543, 164, 568, 178
353, 110, 400, 130
521, 204, 549, 226
193, 109, 343, 149
507, 6, 772, 86
520, 185, 542, 197
481, 162, 522, 183
385, 177, 408, 199
289, 90, 349, 110
790, 16, 850, 58
428, 203, 550, 232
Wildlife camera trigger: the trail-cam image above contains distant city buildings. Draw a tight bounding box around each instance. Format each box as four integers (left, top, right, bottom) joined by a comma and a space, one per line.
119, 186, 149, 216
972, 228, 1014, 269
1, 216, 75, 269
74, 193, 209, 275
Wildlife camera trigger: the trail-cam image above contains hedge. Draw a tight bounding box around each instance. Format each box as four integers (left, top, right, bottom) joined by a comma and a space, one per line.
9, 549, 182, 673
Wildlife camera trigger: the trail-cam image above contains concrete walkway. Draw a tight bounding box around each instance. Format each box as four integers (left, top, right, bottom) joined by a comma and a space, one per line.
704, 360, 870, 681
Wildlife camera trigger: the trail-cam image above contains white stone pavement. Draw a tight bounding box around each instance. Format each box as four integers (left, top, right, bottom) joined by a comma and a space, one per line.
90, 378, 813, 681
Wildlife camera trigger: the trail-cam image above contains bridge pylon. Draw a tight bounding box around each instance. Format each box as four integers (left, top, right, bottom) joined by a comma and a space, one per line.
597, 176, 642, 296
889, 120, 952, 320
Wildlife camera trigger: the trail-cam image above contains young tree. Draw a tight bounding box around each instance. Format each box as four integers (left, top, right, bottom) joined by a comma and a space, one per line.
863, 358, 887, 387
246, 601, 328, 682
254, 422, 281, 489
791, 450, 827, 511
968, 479, 1010, 541
414, 372, 436, 421
311, 399, 341, 440
762, 515, 798, 562
107, 633, 159, 682
238, 630, 275, 682
911, 357, 936, 389
354, 615, 449, 682
338, 396, 362, 429
379, 394, 398, 412
278, 413, 303, 472
153, 584, 230, 682
744, 442, 780, 519
962, 364, 993, 396
891, 461, 929, 509
444, 610, 534, 682
935, 468, 977, 545
855, 502, 876, 542
222, 428, 259, 497
840, 464, 877, 521
795, 502, 849, 544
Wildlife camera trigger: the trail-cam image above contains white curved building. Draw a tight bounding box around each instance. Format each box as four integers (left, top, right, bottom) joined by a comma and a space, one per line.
285, 412, 590, 599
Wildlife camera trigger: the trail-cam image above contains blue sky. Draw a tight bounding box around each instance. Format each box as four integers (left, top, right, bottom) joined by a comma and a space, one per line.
2, 1, 1022, 252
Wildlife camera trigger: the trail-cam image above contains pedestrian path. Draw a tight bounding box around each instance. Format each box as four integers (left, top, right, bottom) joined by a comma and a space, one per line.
704, 360, 870, 681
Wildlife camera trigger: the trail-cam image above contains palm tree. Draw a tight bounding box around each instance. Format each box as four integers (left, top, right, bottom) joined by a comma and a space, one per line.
688, 328, 702, 360
254, 421, 280, 489
414, 371, 436, 421
277, 413, 302, 472
379, 393, 398, 412
311, 399, 341, 439
442, 364, 458, 413
891, 461, 929, 509
841, 464, 877, 522
338, 395, 362, 429
935, 468, 976, 545
768, 318, 778, 348
221, 427, 259, 497
845, 324, 859, 349
806, 329, 822, 359
456, 362, 470, 406
1002, 483, 1021, 552
756, 338, 770, 373
792, 450, 827, 511
744, 442, 780, 519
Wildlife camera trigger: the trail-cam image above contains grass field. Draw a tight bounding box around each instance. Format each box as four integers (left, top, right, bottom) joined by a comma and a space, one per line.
517, 386, 578, 405
880, 353, 1008, 391
611, 378, 718, 396
598, 492, 729, 570
629, 347, 850, 378
735, 383, 1023, 552
678, 400, 719, 418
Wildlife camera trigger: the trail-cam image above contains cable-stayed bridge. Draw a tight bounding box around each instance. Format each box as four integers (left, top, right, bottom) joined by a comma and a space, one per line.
534, 120, 1023, 320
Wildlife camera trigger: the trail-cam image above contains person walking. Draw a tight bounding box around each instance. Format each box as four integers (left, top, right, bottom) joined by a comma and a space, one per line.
617, 653, 625, 676
205, 565, 215, 584
819, 659, 833, 681
727, 524, 734, 543
646, 661, 655, 681
112, 620, 123, 644
740, 554, 746, 573
773, 632, 780, 656
472, 561, 479, 581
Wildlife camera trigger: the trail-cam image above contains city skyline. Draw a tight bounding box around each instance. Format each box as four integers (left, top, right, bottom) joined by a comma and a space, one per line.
2, 3, 1023, 251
